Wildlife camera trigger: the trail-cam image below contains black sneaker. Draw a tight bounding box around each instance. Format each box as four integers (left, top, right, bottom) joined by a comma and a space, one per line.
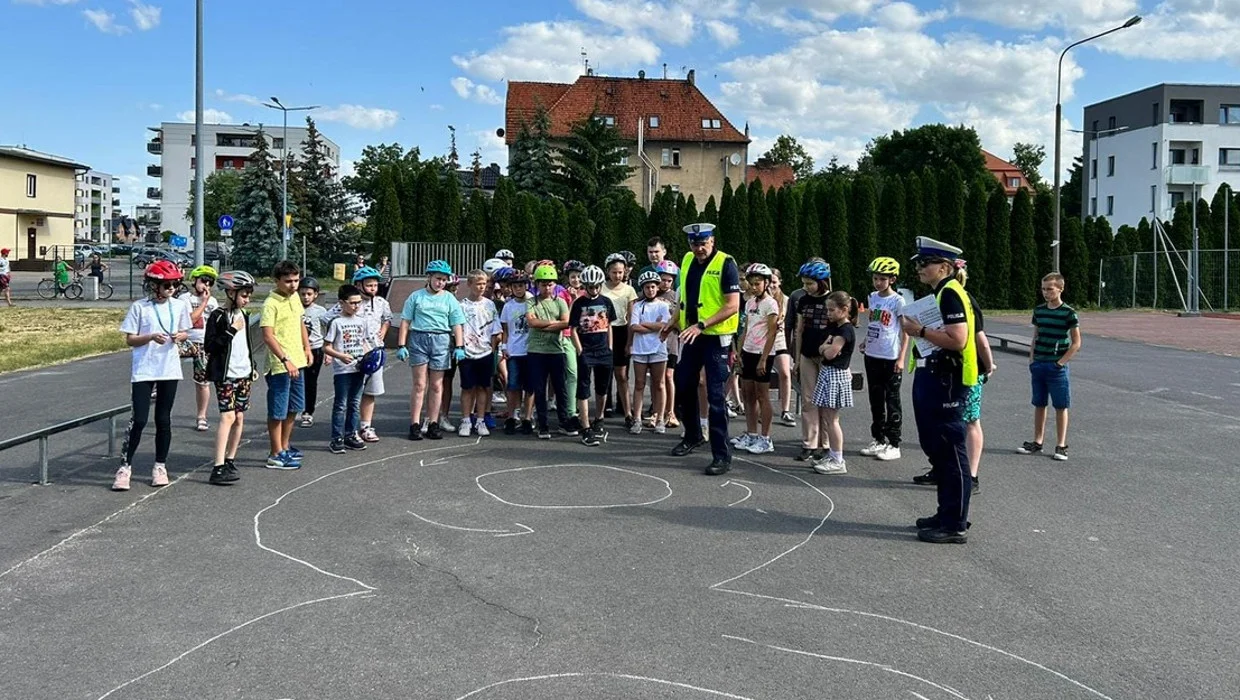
912, 469, 937, 485
222, 459, 240, 482
558, 422, 579, 436
624, 415, 635, 431
705, 459, 732, 476
1016, 441, 1043, 455
344, 435, 367, 451
329, 440, 347, 454
794, 448, 813, 462
208, 464, 234, 485
671, 438, 706, 457
537, 426, 551, 439
1053, 445, 1069, 461
971, 476, 980, 494
916, 516, 972, 530
519, 420, 534, 435
426, 421, 443, 440
408, 425, 424, 441
917, 528, 968, 544
581, 430, 600, 447
504, 418, 518, 435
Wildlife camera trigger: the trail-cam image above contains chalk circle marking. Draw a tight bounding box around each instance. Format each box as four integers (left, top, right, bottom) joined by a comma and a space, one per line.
475, 463, 673, 510
453, 672, 757, 700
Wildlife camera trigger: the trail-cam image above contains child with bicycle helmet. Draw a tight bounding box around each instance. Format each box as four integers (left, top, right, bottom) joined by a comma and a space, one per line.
792, 257, 834, 463
858, 256, 908, 462
526, 264, 574, 439
629, 270, 672, 435
186, 264, 220, 432
325, 265, 393, 442
203, 270, 258, 485
322, 284, 372, 455
655, 259, 681, 429
498, 268, 535, 434
602, 252, 639, 428
298, 276, 328, 429
396, 260, 465, 441
569, 265, 616, 445
114, 260, 193, 491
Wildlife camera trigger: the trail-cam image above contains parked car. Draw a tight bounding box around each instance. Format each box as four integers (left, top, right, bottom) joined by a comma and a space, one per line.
110, 243, 134, 256
131, 247, 167, 267
73, 244, 95, 263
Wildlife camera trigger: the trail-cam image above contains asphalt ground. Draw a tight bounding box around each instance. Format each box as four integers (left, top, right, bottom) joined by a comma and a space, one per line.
1, 319, 1238, 699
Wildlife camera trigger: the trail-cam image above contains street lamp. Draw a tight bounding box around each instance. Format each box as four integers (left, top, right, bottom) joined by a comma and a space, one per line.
1053, 14, 1142, 272
263, 97, 319, 261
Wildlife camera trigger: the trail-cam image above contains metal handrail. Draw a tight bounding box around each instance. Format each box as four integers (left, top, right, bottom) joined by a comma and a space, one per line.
0, 405, 130, 485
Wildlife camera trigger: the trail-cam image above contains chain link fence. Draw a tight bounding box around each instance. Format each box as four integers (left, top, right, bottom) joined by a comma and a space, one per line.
390, 242, 485, 278
1100, 249, 1239, 310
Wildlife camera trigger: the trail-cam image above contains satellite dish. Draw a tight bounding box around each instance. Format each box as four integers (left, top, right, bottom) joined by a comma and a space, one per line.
728, 153, 741, 166
496, 128, 506, 138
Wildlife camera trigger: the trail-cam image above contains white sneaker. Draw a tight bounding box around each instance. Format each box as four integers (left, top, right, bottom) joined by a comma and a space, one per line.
360, 426, 380, 442
299, 412, 314, 428
730, 432, 752, 448
700, 419, 709, 433
492, 391, 507, 405
629, 420, 642, 435
458, 418, 472, 437
476, 420, 491, 437
151, 463, 169, 487
112, 465, 132, 491
440, 416, 457, 432
875, 444, 901, 461
654, 420, 667, 435
811, 456, 847, 475
726, 406, 738, 418
746, 435, 774, 454
859, 440, 885, 457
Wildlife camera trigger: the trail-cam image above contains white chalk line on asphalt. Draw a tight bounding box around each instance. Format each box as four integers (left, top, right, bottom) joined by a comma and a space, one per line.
722, 634, 972, 700
475, 463, 673, 509
451, 672, 760, 700
713, 455, 1117, 700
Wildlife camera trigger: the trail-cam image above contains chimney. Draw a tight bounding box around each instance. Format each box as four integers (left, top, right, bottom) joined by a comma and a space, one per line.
686, 69, 695, 86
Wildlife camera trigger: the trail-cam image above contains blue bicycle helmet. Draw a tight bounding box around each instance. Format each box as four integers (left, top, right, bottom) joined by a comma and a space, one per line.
425, 259, 452, 276
359, 348, 386, 376
493, 267, 514, 282
798, 261, 831, 281
353, 266, 381, 283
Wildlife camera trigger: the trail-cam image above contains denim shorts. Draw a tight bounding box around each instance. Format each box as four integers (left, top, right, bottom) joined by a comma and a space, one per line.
632, 350, 668, 365
506, 355, 531, 393
1030, 360, 1070, 409
407, 331, 451, 371
266, 371, 306, 420
459, 355, 495, 390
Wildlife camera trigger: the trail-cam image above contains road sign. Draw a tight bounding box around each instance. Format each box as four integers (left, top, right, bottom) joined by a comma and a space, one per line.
170, 235, 188, 248
218, 215, 234, 230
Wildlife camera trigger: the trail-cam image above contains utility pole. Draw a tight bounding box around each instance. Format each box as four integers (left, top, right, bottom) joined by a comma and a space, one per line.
193, 0, 204, 266
264, 97, 318, 261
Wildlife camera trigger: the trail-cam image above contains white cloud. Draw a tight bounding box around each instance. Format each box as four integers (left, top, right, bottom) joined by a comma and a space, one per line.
82, 8, 128, 34
213, 89, 263, 107
128, 0, 160, 30
875, 1, 945, 31
450, 77, 504, 105
429, 104, 445, 111
1103, 0, 1240, 63
751, 0, 881, 23
572, 0, 695, 44
705, 19, 740, 47
453, 21, 661, 83
953, 0, 1138, 30
177, 108, 233, 123
315, 104, 399, 130
469, 129, 509, 172
117, 175, 145, 210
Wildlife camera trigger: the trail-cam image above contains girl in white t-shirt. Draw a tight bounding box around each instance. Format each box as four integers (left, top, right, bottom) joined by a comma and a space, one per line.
858, 257, 909, 462
114, 261, 192, 491
734, 264, 780, 454
627, 271, 671, 434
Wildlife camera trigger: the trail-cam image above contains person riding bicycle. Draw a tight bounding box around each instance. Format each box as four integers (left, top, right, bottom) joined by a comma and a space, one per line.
54, 256, 73, 296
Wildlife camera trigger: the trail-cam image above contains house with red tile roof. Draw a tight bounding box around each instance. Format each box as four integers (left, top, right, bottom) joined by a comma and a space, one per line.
505, 70, 750, 209
983, 149, 1032, 200
745, 161, 795, 190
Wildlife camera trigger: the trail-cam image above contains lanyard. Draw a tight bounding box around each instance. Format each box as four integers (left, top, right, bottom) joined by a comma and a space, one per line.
153, 300, 174, 336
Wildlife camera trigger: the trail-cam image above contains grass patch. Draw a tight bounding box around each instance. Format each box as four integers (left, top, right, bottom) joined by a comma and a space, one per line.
0, 307, 129, 374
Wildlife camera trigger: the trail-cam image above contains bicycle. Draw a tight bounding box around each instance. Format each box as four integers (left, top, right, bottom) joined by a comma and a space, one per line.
35, 272, 114, 300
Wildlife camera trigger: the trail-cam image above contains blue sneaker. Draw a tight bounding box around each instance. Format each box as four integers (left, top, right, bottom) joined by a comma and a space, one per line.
286, 445, 304, 459
266, 453, 299, 470
484, 412, 496, 430
278, 449, 302, 468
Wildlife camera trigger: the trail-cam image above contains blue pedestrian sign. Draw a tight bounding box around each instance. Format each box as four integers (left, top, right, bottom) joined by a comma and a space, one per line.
170, 235, 188, 248
218, 214, 234, 230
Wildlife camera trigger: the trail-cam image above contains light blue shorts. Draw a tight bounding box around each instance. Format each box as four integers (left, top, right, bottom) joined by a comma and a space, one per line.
408, 331, 451, 371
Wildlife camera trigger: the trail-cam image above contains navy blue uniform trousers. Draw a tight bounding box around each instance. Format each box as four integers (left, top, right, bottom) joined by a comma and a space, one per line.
912, 366, 971, 531
674, 334, 732, 463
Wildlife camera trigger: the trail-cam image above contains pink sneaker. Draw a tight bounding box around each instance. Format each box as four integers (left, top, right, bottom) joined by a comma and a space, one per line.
151, 463, 169, 487
360, 426, 380, 443
112, 466, 132, 491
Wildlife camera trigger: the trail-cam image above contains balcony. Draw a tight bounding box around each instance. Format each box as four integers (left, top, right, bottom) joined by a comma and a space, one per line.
146, 187, 162, 199
1166, 165, 1210, 186
147, 165, 162, 177
146, 139, 162, 155
112, 186, 120, 193
112, 199, 121, 207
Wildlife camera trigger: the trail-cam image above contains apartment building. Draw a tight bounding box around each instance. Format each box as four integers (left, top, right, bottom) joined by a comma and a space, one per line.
145, 121, 340, 239
1082, 83, 1240, 228
1, 145, 88, 266
505, 71, 750, 209
74, 170, 119, 244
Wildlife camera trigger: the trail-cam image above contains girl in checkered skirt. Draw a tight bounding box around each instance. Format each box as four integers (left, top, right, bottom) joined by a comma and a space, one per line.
811, 291, 858, 474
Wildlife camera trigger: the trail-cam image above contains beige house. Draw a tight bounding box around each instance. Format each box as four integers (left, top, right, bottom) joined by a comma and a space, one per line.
1, 146, 88, 268
505, 71, 750, 209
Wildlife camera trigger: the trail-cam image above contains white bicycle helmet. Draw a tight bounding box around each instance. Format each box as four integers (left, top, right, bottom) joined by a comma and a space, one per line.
637, 270, 661, 287
746, 263, 773, 279
604, 252, 626, 268
483, 257, 506, 275
494, 248, 515, 263
581, 265, 606, 286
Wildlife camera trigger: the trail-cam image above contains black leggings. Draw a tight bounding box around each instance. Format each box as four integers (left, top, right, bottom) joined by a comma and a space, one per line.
304, 348, 325, 415
123, 380, 179, 465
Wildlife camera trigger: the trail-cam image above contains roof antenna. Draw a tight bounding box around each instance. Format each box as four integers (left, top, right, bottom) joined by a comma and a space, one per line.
582, 48, 589, 75
663, 63, 668, 79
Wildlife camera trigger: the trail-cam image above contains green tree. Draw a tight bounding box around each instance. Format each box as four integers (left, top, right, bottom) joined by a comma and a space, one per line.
488, 178, 515, 252
1135, 216, 1153, 252
462, 190, 489, 244
962, 179, 989, 295
775, 186, 800, 282
368, 168, 403, 262
727, 182, 750, 265
1089, 215, 1115, 303
619, 198, 648, 255
438, 169, 462, 243
984, 184, 1011, 308
412, 165, 441, 240
512, 192, 540, 261
877, 176, 906, 259
541, 198, 570, 261
823, 178, 850, 293
232, 140, 284, 272
1061, 215, 1091, 306
507, 104, 555, 198
1011, 142, 1046, 190
748, 182, 775, 266
591, 198, 619, 264
718, 179, 734, 233
682, 193, 699, 224
294, 117, 354, 271
937, 162, 966, 246
1008, 188, 1038, 308
849, 175, 878, 294
1059, 155, 1084, 221
797, 181, 821, 267
342, 142, 420, 210
553, 107, 633, 207
862, 124, 989, 182
759, 134, 815, 180
186, 169, 242, 242
1033, 190, 1055, 275
902, 173, 923, 256
919, 168, 940, 243
702, 195, 718, 225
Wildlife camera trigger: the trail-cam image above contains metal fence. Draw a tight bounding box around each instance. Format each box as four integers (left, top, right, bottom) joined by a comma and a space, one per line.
391, 242, 486, 278
1099, 249, 1239, 310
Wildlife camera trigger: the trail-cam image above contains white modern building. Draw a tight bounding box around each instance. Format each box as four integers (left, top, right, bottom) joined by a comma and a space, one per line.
145, 121, 340, 239
74, 170, 118, 243
1082, 84, 1240, 229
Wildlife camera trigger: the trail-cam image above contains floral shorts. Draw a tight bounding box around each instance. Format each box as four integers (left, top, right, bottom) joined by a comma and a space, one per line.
963, 382, 983, 423
215, 377, 253, 413
190, 343, 209, 385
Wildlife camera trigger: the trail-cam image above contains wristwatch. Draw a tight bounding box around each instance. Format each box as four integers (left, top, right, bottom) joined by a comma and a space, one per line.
696, 321, 706, 331
918, 327, 926, 338
280, 356, 289, 364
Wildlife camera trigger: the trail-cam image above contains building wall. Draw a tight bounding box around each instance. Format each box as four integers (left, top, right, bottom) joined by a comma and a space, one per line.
622, 140, 748, 209
74, 170, 114, 243
0, 156, 77, 259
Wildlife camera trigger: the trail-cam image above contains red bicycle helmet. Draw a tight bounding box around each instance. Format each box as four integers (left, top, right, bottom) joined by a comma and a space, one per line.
145, 260, 184, 281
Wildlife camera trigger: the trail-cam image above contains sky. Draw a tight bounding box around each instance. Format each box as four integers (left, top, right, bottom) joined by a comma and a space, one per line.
3, 0, 1239, 215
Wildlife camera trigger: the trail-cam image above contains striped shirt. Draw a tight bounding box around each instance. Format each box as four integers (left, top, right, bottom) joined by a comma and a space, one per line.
1032, 303, 1079, 362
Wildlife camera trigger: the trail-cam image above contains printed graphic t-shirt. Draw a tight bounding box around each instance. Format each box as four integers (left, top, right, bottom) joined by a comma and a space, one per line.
796, 292, 832, 359
460, 296, 501, 359
864, 291, 906, 360
743, 295, 782, 354
500, 297, 533, 357
569, 294, 616, 365
186, 294, 219, 344
324, 315, 370, 375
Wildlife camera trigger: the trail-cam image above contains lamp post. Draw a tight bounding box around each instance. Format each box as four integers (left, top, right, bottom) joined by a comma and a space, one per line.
1053, 14, 1142, 272
263, 97, 318, 261
192, 0, 204, 266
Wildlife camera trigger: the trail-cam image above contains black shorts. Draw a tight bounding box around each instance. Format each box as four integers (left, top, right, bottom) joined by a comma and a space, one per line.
740, 351, 772, 383
667, 354, 677, 369
577, 357, 613, 398
612, 326, 631, 367
459, 355, 495, 390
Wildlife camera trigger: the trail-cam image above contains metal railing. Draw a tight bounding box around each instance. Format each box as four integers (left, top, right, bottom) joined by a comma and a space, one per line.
0, 406, 129, 485
391, 241, 486, 278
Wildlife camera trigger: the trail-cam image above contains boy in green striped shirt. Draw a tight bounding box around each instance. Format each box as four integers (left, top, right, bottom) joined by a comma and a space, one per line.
1017, 272, 1081, 460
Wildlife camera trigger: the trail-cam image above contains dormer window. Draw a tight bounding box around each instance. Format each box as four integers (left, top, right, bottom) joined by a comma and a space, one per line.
598, 115, 616, 127
701, 118, 721, 129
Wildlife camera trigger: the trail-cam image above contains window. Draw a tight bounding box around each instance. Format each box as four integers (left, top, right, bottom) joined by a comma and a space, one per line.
619, 154, 629, 166
1007, 177, 1021, 188
1152, 143, 1158, 169
1090, 159, 1097, 179
662, 148, 680, 167
1153, 102, 1161, 126
26, 174, 36, 198
604, 115, 615, 126
1107, 155, 1115, 177
1150, 185, 1157, 212
1106, 195, 1114, 216
1220, 148, 1240, 166
1090, 197, 1097, 216
222, 159, 235, 169
1171, 149, 1186, 165
671, 148, 681, 167
1108, 116, 1116, 130
76, 188, 84, 197
669, 184, 680, 192
648, 116, 659, 128
272, 137, 285, 149
1170, 191, 1185, 208
701, 118, 721, 129
1091, 119, 1099, 136
661, 148, 671, 166
190, 157, 196, 169
1222, 105, 1240, 125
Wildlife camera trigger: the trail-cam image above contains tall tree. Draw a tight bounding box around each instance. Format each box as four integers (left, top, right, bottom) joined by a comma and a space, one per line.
488, 177, 514, 253
507, 104, 555, 198
682, 193, 699, 224
823, 179, 851, 293
1061, 215, 1091, 306
1011, 142, 1046, 190
877, 176, 906, 259
186, 169, 242, 242
919, 168, 940, 243
718, 179, 734, 234
342, 142, 420, 210
553, 107, 633, 207
541, 198, 570, 261
231, 128, 283, 271
591, 198, 619, 264
438, 168, 462, 243
849, 175, 879, 294
462, 190, 489, 244
962, 178, 989, 295
294, 117, 354, 270
618, 198, 648, 255
775, 186, 801, 281
759, 134, 814, 180
985, 184, 1012, 307
1059, 155, 1084, 221
1033, 190, 1056, 275
1089, 215, 1115, 304
1009, 188, 1038, 308
937, 162, 966, 246
902, 173, 923, 257
862, 124, 989, 182
413, 165, 441, 240
702, 195, 719, 225
796, 181, 820, 265
728, 182, 750, 265
368, 168, 403, 262
748, 182, 776, 266
512, 192, 540, 261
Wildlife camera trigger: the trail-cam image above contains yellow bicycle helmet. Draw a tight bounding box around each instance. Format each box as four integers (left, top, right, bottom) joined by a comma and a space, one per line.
190, 264, 219, 281
867, 256, 900, 276
533, 264, 558, 282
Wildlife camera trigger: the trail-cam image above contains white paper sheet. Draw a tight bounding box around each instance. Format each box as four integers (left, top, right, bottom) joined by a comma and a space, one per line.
902, 294, 944, 356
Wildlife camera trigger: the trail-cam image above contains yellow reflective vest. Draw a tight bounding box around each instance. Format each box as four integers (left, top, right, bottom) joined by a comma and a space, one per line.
678, 251, 739, 336
909, 278, 978, 387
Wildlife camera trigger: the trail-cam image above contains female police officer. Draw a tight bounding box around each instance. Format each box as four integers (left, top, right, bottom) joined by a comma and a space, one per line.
899, 237, 978, 544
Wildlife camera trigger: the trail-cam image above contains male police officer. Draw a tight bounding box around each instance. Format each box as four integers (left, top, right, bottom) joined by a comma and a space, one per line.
899, 237, 977, 544
669, 223, 741, 475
